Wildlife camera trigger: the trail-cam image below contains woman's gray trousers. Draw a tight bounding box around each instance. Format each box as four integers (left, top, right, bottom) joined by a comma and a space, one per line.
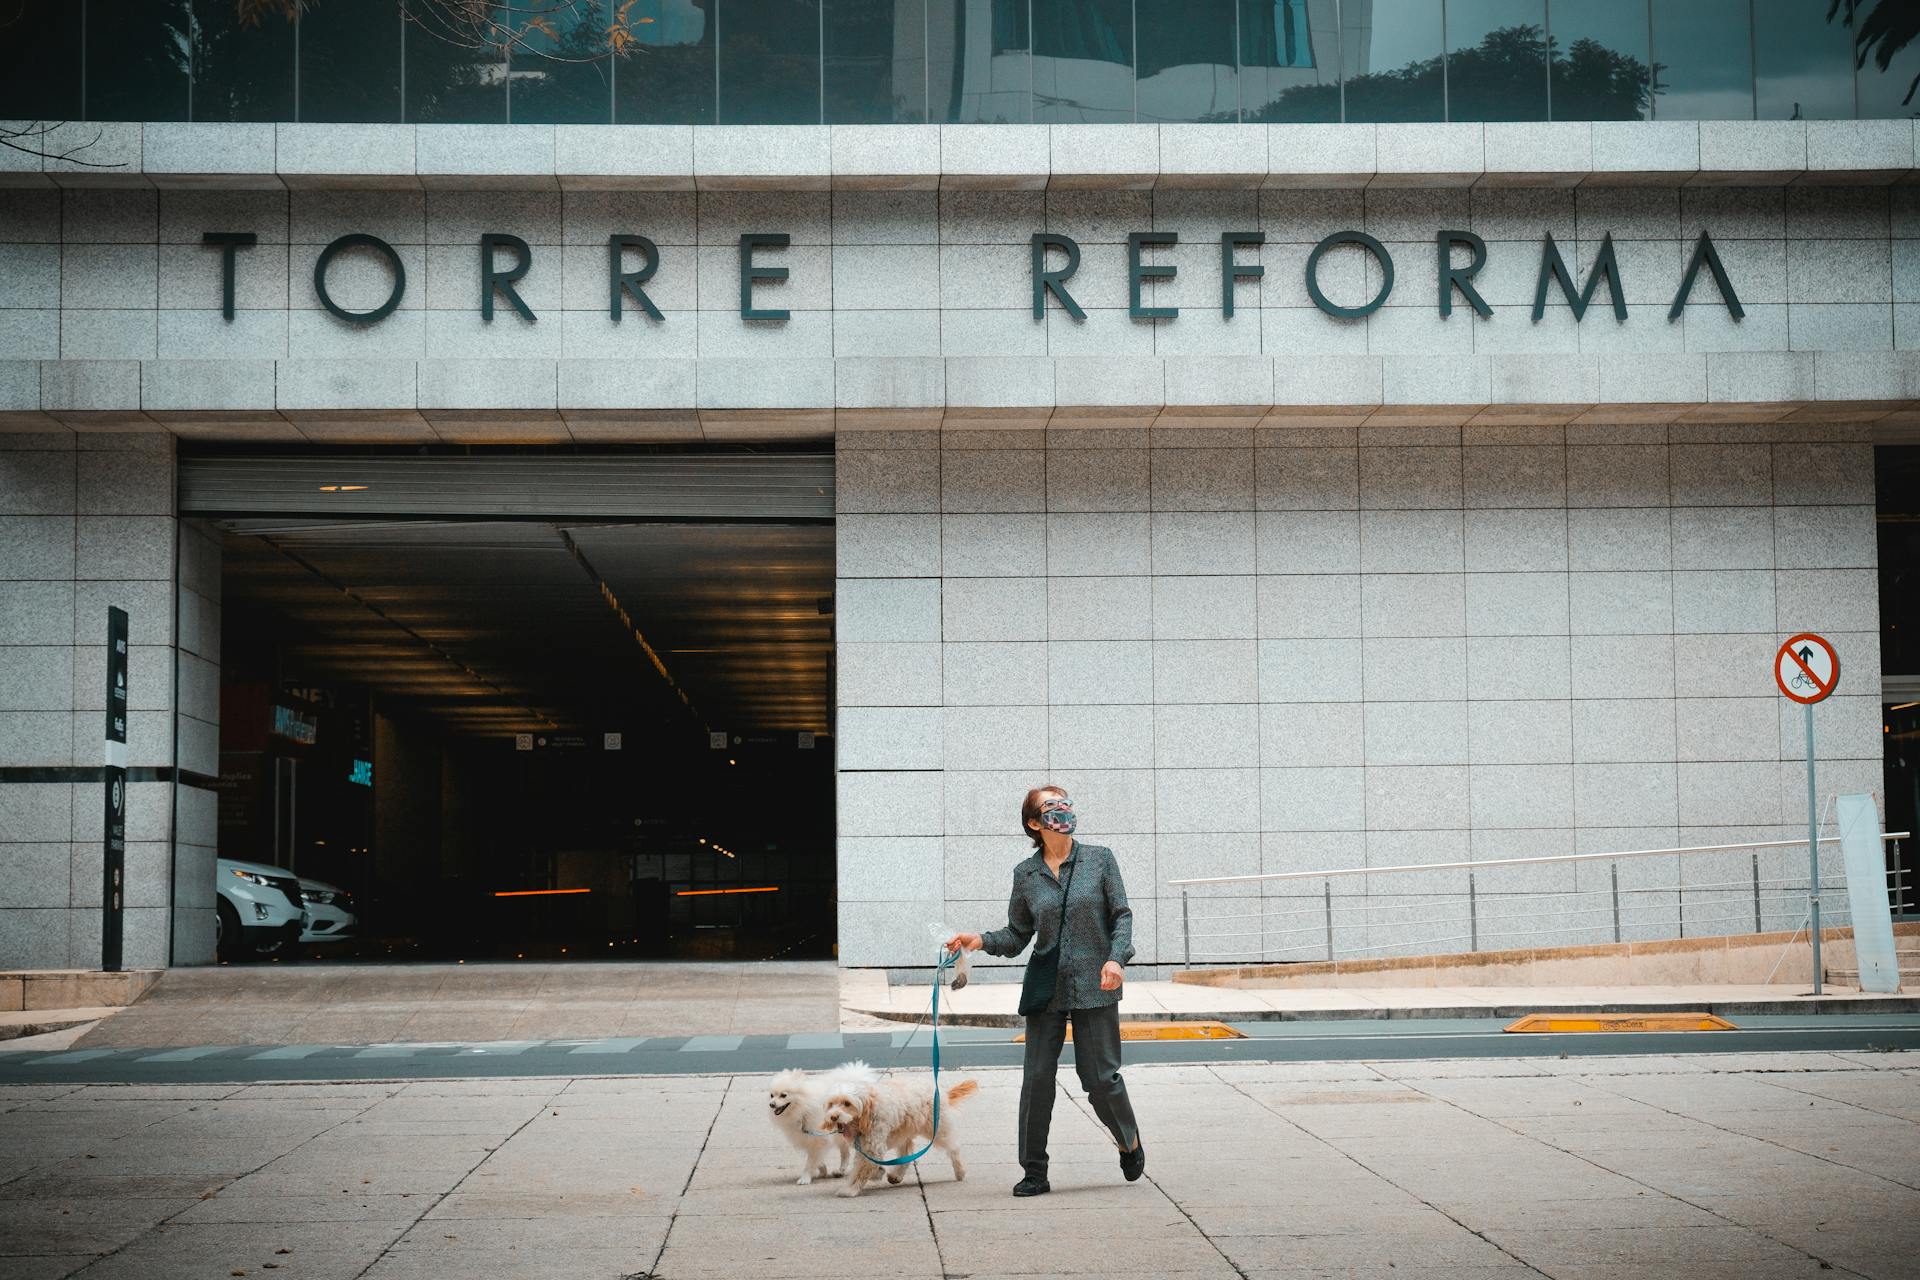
1017, 1003, 1140, 1179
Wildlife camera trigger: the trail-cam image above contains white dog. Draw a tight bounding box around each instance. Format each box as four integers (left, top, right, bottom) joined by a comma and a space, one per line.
767, 1063, 873, 1185
819, 1071, 978, 1197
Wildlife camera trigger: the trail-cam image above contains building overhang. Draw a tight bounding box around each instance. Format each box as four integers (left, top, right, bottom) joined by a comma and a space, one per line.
5, 121, 1918, 192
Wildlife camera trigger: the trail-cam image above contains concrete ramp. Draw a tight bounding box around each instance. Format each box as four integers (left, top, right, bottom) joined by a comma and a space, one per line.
77, 960, 839, 1048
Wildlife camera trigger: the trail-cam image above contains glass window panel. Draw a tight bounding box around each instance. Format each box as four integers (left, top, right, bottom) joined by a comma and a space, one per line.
718, 0, 822, 124
86, 0, 191, 121
1136, 0, 1235, 123
512, 0, 613, 122
1341, 0, 1443, 122
614, 0, 716, 124
929, 0, 1030, 123
405, 8, 508, 121
1446, 0, 1547, 121
826, 0, 927, 123
299, 0, 403, 123
1854, 6, 1920, 119
1240, 0, 1340, 123
1033, 0, 1133, 122
1548, 0, 1653, 120
1650, 0, 1752, 120
1755, 0, 1856, 121
192, 0, 295, 120
0, 0, 82, 119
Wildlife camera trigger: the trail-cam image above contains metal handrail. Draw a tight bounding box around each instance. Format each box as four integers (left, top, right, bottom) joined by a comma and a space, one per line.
1165, 833, 1911, 888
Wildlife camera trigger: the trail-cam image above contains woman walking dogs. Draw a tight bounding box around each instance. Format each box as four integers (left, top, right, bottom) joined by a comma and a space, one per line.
946, 786, 1144, 1198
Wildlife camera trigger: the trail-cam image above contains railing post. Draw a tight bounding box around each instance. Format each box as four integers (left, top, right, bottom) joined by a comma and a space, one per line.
1751, 852, 1763, 933
1468, 872, 1478, 952
1180, 887, 1191, 968
1677, 881, 1685, 939
1610, 862, 1622, 944
1323, 880, 1334, 962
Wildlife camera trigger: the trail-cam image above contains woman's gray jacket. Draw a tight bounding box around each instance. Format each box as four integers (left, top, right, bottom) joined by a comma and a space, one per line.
979, 840, 1135, 1013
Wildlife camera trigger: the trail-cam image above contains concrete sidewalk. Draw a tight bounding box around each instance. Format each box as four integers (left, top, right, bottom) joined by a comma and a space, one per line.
841, 971, 1920, 1028
2, 1052, 1915, 1279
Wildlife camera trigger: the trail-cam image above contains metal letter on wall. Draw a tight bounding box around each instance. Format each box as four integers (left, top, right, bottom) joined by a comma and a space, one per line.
1128, 231, 1178, 320
608, 234, 664, 321
1220, 232, 1264, 318
480, 233, 536, 322
1305, 231, 1394, 319
1668, 231, 1745, 322
102, 606, 128, 973
201, 232, 258, 321
1437, 229, 1491, 319
1031, 233, 1085, 320
739, 233, 791, 321
1533, 231, 1626, 323
313, 234, 407, 324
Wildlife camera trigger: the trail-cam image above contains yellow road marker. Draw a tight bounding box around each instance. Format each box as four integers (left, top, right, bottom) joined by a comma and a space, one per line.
1015, 1021, 1245, 1042
1505, 1011, 1737, 1033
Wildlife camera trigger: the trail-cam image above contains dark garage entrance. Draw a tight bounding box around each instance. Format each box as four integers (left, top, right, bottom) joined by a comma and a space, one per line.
182, 449, 836, 962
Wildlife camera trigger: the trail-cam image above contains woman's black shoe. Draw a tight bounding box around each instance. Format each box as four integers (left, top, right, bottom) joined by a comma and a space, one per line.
1012, 1175, 1051, 1197
1120, 1141, 1146, 1182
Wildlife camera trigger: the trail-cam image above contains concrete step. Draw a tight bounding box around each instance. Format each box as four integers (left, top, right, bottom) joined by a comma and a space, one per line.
1824, 968, 1918, 986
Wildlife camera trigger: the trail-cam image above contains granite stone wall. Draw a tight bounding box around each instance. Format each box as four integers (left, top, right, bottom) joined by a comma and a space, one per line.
0, 431, 216, 969
832, 420, 1884, 969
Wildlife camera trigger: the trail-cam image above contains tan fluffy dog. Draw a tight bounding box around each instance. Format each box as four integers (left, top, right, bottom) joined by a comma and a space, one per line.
820, 1074, 979, 1197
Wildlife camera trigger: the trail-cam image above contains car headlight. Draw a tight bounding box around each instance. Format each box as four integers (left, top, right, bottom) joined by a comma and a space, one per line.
302, 889, 335, 906
229, 869, 272, 886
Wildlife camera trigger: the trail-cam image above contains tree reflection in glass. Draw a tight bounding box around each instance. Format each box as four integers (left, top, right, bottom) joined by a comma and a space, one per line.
1239, 0, 1340, 123
615, 0, 716, 124
511, 0, 613, 122
1548, 0, 1654, 121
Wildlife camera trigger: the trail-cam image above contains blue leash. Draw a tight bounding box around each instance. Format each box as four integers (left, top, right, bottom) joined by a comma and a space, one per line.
808, 947, 956, 1168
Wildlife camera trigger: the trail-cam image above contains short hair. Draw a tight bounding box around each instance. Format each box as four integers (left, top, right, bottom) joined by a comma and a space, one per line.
1020, 784, 1067, 851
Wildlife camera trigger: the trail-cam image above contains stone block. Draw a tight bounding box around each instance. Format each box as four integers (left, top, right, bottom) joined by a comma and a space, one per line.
1263, 126, 1373, 189
1256, 510, 1360, 575
834, 357, 944, 409
1565, 508, 1669, 573
1464, 571, 1569, 637
1567, 570, 1671, 635
275, 123, 416, 180
416, 125, 556, 185
1050, 703, 1153, 769
1153, 573, 1256, 638
1373, 123, 1482, 187
1697, 121, 1804, 183
838, 837, 942, 904
942, 575, 1045, 642
143, 123, 276, 180
555, 126, 693, 189
39, 361, 138, 411
1255, 447, 1359, 511
691, 126, 828, 189
1046, 512, 1150, 576
944, 356, 1054, 407
1574, 761, 1678, 827
1669, 508, 1773, 571
1482, 123, 1590, 187
1772, 443, 1875, 505
942, 641, 1048, 707
1152, 511, 1255, 576
1257, 572, 1360, 638
1468, 635, 1571, 700
1360, 573, 1465, 638
838, 771, 942, 838
1159, 125, 1265, 187
1044, 575, 1152, 639
837, 578, 941, 643
1365, 764, 1468, 831
0, 782, 70, 843
58, 309, 155, 361
1358, 445, 1462, 509
1258, 701, 1362, 769
833, 310, 940, 358
1565, 445, 1668, 507
1467, 701, 1572, 767
1053, 356, 1163, 407
1461, 445, 1566, 508
838, 707, 943, 771
1776, 566, 1880, 633
1773, 505, 1876, 570
1155, 702, 1258, 769
416, 359, 556, 410
1158, 766, 1258, 833
837, 447, 938, 514
1258, 636, 1361, 703
1361, 635, 1466, 702
942, 447, 1046, 514
1677, 761, 1783, 827
1462, 510, 1567, 573
1570, 634, 1673, 702
1273, 352, 1382, 404
274, 359, 416, 410
1048, 639, 1152, 705
1358, 510, 1462, 574
1804, 119, 1914, 182
939, 126, 1049, 189
835, 514, 939, 579
1363, 700, 1467, 766
1572, 698, 1676, 765
1048, 125, 1156, 189
1588, 121, 1699, 184
1149, 447, 1252, 512
0, 452, 74, 516
837, 641, 941, 707
1670, 568, 1775, 634
1163, 354, 1273, 406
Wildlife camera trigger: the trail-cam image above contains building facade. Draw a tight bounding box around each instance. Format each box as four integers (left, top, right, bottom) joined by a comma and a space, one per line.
0, 3, 1912, 973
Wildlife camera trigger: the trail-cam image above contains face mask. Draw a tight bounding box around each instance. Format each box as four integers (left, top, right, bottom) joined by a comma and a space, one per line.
1039, 797, 1076, 835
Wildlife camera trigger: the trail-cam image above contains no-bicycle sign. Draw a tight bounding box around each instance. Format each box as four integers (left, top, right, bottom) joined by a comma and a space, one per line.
1774, 632, 1839, 705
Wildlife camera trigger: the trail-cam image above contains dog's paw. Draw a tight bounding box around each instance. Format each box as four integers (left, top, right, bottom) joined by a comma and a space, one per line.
829, 1168, 845, 1178
795, 1175, 813, 1185
836, 1185, 861, 1198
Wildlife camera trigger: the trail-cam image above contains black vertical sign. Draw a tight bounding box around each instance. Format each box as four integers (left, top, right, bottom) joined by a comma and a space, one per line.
102, 606, 128, 973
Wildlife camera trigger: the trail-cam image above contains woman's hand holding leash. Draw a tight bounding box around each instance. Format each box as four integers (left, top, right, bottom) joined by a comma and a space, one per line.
1099, 961, 1124, 991
946, 933, 983, 954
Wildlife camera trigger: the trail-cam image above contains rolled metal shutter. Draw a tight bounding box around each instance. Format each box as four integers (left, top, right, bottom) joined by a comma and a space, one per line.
177, 454, 834, 520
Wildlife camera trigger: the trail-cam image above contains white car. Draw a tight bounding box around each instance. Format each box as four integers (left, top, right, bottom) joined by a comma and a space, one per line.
215, 858, 310, 961
298, 876, 358, 943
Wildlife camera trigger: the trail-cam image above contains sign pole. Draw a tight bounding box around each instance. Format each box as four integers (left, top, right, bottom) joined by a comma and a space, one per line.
102, 606, 129, 974
1774, 631, 1838, 998
1805, 701, 1821, 996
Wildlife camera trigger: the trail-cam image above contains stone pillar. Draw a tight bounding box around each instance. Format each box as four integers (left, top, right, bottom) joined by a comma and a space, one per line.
0, 428, 193, 969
